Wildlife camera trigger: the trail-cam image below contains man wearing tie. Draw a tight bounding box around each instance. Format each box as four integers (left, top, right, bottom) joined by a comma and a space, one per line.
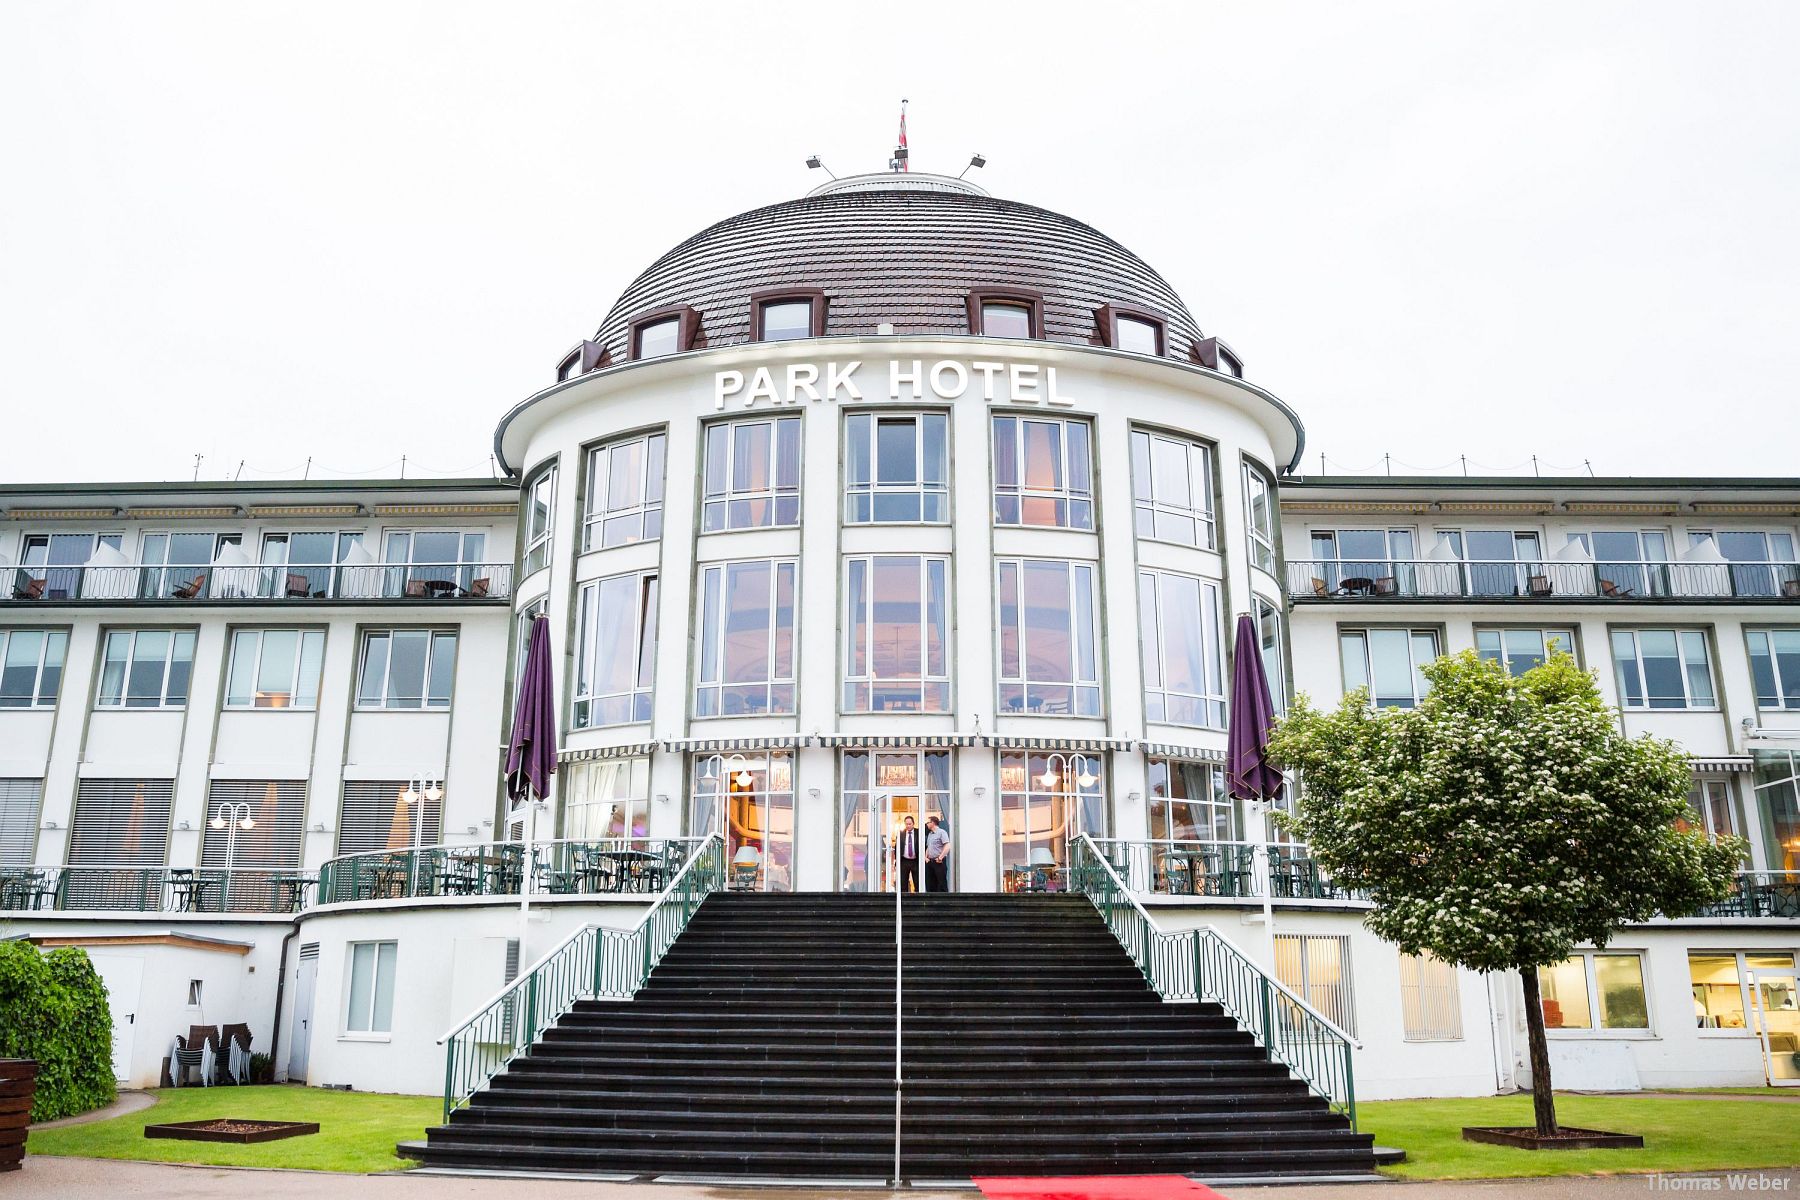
896, 815, 921, 893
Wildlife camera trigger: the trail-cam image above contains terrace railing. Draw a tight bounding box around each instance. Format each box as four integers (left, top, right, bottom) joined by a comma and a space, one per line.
1072, 834, 1360, 1127
311, 838, 705, 907
0, 865, 314, 914
1087, 838, 1366, 902
5, 562, 514, 603
1688, 871, 1800, 919
436, 833, 724, 1120
1288, 558, 1800, 603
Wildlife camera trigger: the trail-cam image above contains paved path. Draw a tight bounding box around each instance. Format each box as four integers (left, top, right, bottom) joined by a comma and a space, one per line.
29, 1091, 158, 1131
11, 1159, 1800, 1200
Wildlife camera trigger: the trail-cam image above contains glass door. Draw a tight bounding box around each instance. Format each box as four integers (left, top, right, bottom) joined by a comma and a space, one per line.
840, 751, 950, 892
1748, 960, 1800, 1085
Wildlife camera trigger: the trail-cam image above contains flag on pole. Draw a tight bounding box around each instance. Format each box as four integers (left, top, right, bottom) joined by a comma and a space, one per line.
897, 99, 909, 172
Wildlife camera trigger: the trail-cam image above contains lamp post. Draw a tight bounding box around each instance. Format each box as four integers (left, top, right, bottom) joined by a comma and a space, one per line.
399, 776, 442, 893
1035, 751, 1100, 884
697, 753, 755, 876
208, 801, 254, 908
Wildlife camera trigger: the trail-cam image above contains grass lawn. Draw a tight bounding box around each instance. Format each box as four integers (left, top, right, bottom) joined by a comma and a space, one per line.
1364, 1092, 1800, 1179
28, 1085, 438, 1173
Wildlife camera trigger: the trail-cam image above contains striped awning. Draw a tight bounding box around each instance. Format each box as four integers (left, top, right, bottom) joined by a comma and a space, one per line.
1139, 741, 1228, 763
815, 733, 981, 749
1690, 755, 1754, 774
661, 735, 809, 754
559, 742, 658, 763
983, 735, 1138, 753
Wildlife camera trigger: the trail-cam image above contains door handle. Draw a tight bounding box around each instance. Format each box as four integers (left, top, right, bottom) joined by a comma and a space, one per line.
127, 1014, 134, 1025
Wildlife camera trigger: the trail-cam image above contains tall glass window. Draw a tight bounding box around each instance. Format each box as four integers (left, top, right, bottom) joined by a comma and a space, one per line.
992, 415, 1094, 530
1691, 530, 1798, 598
1582, 530, 1672, 598
690, 752, 793, 891
844, 412, 948, 524
139, 532, 241, 599
345, 941, 398, 1034
1309, 528, 1417, 595
1243, 463, 1277, 573
1274, 934, 1357, 1036
843, 556, 949, 713
1538, 952, 1648, 1031
259, 530, 361, 598
1138, 569, 1226, 728
1751, 750, 1800, 873
356, 629, 457, 709
0, 629, 67, 708
998, 751, 1105, 878
18, 531, 122, 599
1611, 629, 1715, 709
96, 630, 196, 708
1130, 430, 1214, 548
574, 573, 658, 727
1681, 777, 1740, 842
695, 559, 797, 717
585, 431, 665, 549
996, 559, 1101, 717
1257, 598, 1286, 716
840, 750, 952, 892
1476, 628, 1577, 677
224, 629, 324, 709
1146, 757, 1234, 842
380, 530, 487, 597
1340, 628, 1438, 708
1747, 629, 1800, 710
1438, 529, 1544, 597
702, 418, 801, 532
522, 465, 556, 576
561, 757, 651, 842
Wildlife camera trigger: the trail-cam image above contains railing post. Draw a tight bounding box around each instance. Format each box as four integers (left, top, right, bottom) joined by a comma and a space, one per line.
443, 1037, 456, 1123
1342, 1038, 1357, 1130
591, 926, 603, 996
1259, 975, 1274, 1049
1192, 931, 1205, 1002
525, 973, 539, 1046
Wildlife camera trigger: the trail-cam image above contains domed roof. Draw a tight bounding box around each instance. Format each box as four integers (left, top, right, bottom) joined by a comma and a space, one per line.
586, 174, 1206, 363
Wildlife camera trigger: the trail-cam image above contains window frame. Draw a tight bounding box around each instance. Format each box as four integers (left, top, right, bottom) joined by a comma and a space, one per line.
1095, 303, 1167, 355
0, 628, 68, 709
750, 287, 827, 342
560, 756, 653, 842
1195, 335, 1243, 378
342, 940, 398, 1037
1399, 952, 1464, 1042
521, 461, 557, 577
572, 570, 658, 729
1746, 627, 1800, 711
841, 554, 951, 715
1339, 626, 1441, 709
966, 287, 1044, 338
354, 628, 459, 711
95, 628, 197, 710
1538, 950, 1653, 1036
693, 558, 799, 719
1144, 756, 1236, 844
1257, 597, 1287, 716
627, 305, 700, 361
700, 415, 803, 533
1137, 568, 1227, 730
556, 339, 604, 382
1474, 626, 1580, 676
583, 428, 667, 551
1242, 459, 1278, 575
1690, 949, 1798, 1038
843, 410, 951, 525
1273, 933, 1357, 1037
1130, 427, 1216, 549
223, 627, 325, 710
1682, 775, 1741, 843
995, 557, 1103, 719
1610, 626, 1717, 711
991, 413, 1096, 531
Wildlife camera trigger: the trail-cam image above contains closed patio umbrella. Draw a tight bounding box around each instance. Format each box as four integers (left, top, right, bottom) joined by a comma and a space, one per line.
1227, 613, 1284, 958
1419, 536, 1462, 597
506, 614, 558, 957
1551, 537, 1596, 597
79, 542, 132, 599
211, 541, 258, 599
1676, 536, 1731, 598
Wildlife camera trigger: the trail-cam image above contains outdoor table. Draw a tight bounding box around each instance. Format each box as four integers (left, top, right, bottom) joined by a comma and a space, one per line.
599, 850, 660, 892
1337, 576, 1376, 596
272, 873, 313, 912
423, 579, 459, 598
1160, 852, 1200, 896
167, 870, 218, 912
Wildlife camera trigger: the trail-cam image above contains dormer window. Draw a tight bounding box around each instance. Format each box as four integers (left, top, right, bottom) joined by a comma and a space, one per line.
1096, 304, 1166, 355
629, 306, 700, 361
967, 288, 1043, 339
752, 288, 826, 342
556, 340, 603, 382
1195, 336, 1243, 378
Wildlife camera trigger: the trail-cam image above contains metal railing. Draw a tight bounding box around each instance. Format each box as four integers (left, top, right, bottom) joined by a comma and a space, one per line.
436, 833, 724, 1120
311, 838, 705, 907
0, 865, 314, 914
5, 562, 514, 603
1288, 558, 1800, 602
1086, 838, 1366, 902
1688, 871, 1800, 919
1071, 834, 1360, 1127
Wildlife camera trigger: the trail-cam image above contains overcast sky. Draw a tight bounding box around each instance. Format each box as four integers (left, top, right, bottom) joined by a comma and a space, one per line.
3, 1, 1796, 484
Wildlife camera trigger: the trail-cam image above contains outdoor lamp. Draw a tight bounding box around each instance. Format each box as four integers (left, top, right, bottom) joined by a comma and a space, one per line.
238, 814, 255, 831
1029, 847, 1056, 867
401, 786, 420, 805
424, 783, 444, 802
209, 813, 226, 829
735, 769, 754, 789
733, 846, 761, 866
1038, 766, 1060, 789
1076, 762, 1099, 790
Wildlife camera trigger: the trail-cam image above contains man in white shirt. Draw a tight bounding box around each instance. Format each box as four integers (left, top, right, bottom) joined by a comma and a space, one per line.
924, 815, 951, 893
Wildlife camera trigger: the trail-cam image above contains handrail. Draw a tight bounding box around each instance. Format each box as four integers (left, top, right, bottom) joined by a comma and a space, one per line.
1073, 834, 1360, 1127
1287, 556, 1800, 602
434, 833, 724, 1120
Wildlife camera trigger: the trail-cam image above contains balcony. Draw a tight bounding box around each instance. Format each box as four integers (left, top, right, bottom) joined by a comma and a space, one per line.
311, 838, 705, 907
1687, 872, 1800, 919
5, 562, 514, 604
1287, 559, 1800, 604
0, 865, 315, 915
1088, 839, 1367, 903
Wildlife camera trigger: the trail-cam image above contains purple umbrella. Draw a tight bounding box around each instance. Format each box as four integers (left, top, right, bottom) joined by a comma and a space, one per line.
505, 614, 557, 805
1226, 613, 1284, 805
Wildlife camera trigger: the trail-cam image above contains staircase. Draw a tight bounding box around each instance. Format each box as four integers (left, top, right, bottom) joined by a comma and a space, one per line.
406, 892, 1375, 1179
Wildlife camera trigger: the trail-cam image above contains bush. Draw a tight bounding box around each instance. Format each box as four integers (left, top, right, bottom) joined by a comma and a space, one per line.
0, 942, 117, 1121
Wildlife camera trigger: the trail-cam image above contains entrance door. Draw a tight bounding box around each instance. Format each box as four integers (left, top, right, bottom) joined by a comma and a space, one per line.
865, 791, 928, 894
1748, 963, 1800, 1086
90, 955, 143, 1083
839, 751, 952, 893
289, 946, 319, 1083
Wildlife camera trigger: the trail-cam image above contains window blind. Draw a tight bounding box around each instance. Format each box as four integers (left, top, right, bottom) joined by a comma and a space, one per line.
1399, 952, 1464, 1041
0, 779, 43, 865
337, 780, 443, 855
68, 779, 174, 865
200, 780, 307, 870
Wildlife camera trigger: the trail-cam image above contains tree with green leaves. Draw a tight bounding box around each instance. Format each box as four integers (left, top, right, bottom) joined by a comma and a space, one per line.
1267, 649, 1743, 1137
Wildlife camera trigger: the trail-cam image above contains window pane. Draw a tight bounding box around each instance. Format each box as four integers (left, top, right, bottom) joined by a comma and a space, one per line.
359, 635, 390, 707
347, 942, 374, 1032
427, 633, 457, 707
1639, 630, 1685, 707
1690, 953, 1746, 1030
1595, 955, 1648, 1029
1538, 958, 1592, 1029
636, 317, 679, 358
876, 418, 917, 485
982, 301, 1031, 337
845, 414, 872, 488
1116, 316, 1159, 353
255, 629, 299, 705
296, 631, 323, 708
126, 631, 169, 707
386, 631, 428, 708
371, 942, 397, 1033
761, 299, 812, 341
0, 632, 44, 707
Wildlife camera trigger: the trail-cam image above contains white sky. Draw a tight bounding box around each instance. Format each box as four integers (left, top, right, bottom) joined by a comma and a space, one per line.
2, 1, 1796, 484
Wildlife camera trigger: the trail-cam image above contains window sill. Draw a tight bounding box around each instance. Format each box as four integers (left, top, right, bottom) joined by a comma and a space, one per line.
697, 524, 802, 536
1620, 708, 1722, 715
1135, 534, 1221, 553
570, 718, 654, 732
338, 1033, 392, 1043
1546, 1031, 1658, 1040
351, 706, 454, 714
221, 707, 318, 714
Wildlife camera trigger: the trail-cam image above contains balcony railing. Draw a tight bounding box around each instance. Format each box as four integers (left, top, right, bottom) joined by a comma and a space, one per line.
1688, 872, 1800, 919
1288, 558, 1800, 603
0, 865, 315, 914
311, 838, 706, 907
5, 562, 513, 603
1088, 839, 1366, 902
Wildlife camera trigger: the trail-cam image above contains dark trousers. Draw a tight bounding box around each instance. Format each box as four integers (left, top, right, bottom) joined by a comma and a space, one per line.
925, 859, 949, 893
899, 855, 920, 893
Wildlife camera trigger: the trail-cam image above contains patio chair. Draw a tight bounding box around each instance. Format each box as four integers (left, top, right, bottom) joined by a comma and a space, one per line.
284, 572, 310, 598
1598, 578, 1634, 599
1372, 576, 1398, 595
1310, 577, 1329, 597
172, 573, 207, 599
168, 1033, 204, 1087
220, 1023, 253, 1084
730, 861, 759, 891
404, 580, 429, 598
1784, 579, 1800, 599
1527, 574, 1553, 598
463, 577, 490, 599
11, 577, 45, 601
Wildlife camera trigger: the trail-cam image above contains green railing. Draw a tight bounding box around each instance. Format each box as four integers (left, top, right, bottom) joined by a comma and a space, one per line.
435, 833, 724, 1120
312, 838, 704, 907
1073, 834, 1360, 1128
0, 865, 314, 914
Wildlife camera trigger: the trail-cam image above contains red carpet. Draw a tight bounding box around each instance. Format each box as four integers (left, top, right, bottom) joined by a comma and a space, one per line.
973, 1177, 1224, 1200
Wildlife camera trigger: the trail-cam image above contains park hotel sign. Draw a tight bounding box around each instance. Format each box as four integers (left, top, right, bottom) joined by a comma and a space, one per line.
715, 359, 1077, 410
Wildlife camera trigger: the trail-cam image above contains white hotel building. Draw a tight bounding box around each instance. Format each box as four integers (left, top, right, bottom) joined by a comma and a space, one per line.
1, 171, 1795, 1109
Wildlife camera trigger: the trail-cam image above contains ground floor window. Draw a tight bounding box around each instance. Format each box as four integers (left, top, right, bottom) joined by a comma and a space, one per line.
1399, 952, 1463, 1041
998, 751, 1105, 887
839, 750, 952, 892
1539, 951, 1649, 1032
1690, 951, 1798, 1031
562, 757, 651, 841
690, 752, 793, 891
344, 940, 397, 1034
1274, 933, 1357, 1036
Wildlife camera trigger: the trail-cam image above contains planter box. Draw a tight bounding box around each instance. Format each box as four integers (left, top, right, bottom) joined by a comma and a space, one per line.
0, 1060, 37, 1172
1463, 1125, 1645, 1151
145, 1118, 320, 1145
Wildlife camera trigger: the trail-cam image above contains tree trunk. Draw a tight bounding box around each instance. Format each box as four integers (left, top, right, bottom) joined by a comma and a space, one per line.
1518, 967, 1559, 1136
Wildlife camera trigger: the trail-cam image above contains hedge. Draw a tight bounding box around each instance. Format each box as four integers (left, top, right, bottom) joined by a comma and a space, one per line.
0, 942, 117, 1121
